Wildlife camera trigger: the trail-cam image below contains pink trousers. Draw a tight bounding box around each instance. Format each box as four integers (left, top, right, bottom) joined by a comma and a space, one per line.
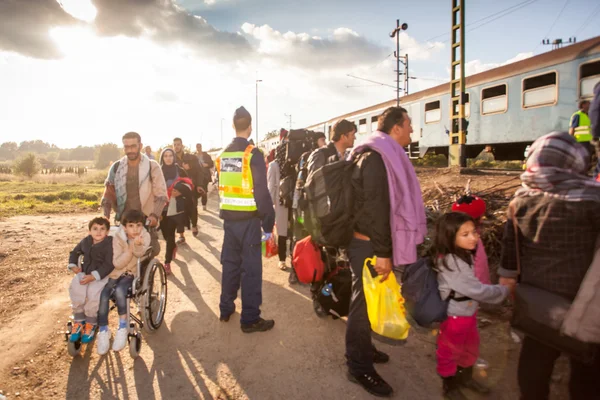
436, 315, 480, 377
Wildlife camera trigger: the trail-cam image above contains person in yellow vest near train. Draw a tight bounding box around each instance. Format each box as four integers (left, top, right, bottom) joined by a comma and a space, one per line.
215, 106, 276, 333
569, 100, 592, 143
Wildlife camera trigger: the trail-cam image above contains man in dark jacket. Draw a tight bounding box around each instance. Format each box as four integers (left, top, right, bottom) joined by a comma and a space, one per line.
345, 107, 414, 398
195, 143, 214, 210
217, 106, 276, 333
307, 120, 356, 177
174, 137, 205, 237
590, 82, 600, 175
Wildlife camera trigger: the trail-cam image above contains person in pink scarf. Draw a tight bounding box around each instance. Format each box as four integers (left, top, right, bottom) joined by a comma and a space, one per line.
452, 195, 491, 284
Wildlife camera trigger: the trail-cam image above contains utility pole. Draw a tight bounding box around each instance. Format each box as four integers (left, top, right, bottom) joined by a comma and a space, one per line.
284, 113, 292, 132
449, 0, 466, 167
255, 79, 262, 146
541, 37, 576, 50
390, 20, 408, 106
404, 53, 409, 96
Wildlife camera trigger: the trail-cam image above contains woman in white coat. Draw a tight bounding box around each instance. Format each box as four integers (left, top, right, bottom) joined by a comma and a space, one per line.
267, 150, 290, 270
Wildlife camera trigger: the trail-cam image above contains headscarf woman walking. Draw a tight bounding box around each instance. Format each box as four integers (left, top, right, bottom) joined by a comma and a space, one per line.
159, 149, 194, 274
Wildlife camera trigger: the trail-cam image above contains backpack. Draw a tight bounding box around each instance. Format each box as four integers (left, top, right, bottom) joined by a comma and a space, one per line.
401, 258, 448, 327
304, 159, 356, 247
292, 236, 325, 284
314, 266, 352, 319
279, 175, 296, 208
279, 130, 316, 178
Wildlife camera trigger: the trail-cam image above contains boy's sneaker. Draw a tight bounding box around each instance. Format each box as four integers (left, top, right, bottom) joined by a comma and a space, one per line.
81, 323, 97, 344
241, 318, 275, 333
69, 322, 84, 342
96, 329, 111, 355
347, 370, 393, 398
112, 327, 128, 352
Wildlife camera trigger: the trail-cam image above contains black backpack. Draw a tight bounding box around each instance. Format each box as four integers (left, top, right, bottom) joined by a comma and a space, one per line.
304, 159, 357, 247
401, 258, 449, 327
314, 267, 352, 319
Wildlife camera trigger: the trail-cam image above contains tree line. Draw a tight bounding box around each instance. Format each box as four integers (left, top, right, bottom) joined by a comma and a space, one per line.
0, 141, 122, 170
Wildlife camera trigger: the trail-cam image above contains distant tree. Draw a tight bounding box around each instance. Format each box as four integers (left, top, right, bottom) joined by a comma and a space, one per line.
18, 140, 52, 154
1, 142, 18, 152
70, 145, 95, 161
95, 143, 121, 169
13, 153, 41, 178
263, 130, 279, 140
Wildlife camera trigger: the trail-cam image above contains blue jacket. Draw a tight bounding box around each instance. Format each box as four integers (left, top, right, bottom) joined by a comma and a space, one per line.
219, 137, 275, 233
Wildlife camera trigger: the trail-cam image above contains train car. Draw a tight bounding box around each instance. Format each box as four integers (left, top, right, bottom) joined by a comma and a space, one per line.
306, 36, 600, 160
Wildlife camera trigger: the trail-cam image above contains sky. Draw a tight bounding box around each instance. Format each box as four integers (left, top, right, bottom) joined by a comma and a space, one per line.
0, 0, 599, 150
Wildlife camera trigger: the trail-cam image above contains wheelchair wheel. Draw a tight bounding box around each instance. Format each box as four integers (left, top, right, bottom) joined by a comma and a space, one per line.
129, 332, 142, 359
67, 340, 82, 357
141, 260, 167, 333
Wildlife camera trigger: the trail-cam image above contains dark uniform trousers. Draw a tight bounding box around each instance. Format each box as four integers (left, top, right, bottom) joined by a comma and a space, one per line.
220, 218, 263, 325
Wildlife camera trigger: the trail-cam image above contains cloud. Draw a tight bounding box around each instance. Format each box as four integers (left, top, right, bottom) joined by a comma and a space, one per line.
153, 90, 180, 103
0, 0, 79, 59
396, 32, 445, 61
241, 23, 388, 69
91, 0, 252, 61
465, 52, 533, 76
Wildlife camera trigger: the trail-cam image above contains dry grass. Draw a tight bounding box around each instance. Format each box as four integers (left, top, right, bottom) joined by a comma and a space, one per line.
0, 181, 105, 218
0, 169, 107, 184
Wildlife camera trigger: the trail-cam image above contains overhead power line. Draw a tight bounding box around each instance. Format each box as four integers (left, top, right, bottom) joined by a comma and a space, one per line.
533, 0, 572, 53
423, 0, 539, 43
574, 3, 600, 37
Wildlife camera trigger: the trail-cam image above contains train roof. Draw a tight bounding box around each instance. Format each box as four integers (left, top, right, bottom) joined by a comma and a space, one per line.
308, 35, 600, 128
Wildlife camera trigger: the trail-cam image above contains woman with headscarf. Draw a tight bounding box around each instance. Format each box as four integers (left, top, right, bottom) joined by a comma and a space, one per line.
499, 131, 600, 399
159, 149, 193, 274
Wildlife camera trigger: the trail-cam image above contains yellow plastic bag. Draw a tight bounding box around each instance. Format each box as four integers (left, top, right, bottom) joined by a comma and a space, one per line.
363, 257, 410, 341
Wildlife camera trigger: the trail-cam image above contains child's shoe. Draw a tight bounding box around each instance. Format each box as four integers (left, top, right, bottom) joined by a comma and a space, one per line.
456, 366, 490, 394
112, 327, 128, 352
442, 376, 467, 400
164, 263, 172, 275
69, 321, 84, 342
81, 323, 97, 344
96, 328, 111, 355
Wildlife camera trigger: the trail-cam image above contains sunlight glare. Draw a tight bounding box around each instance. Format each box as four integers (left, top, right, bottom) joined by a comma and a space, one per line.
59, 0, 97, 23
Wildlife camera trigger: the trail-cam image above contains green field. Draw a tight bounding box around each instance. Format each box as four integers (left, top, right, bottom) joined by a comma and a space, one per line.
0, 181, 105, 218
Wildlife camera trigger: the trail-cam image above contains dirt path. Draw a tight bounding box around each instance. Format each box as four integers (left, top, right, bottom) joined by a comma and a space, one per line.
0, 184, 570, 399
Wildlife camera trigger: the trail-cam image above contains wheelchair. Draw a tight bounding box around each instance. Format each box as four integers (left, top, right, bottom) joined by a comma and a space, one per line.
66, 241, 168, 359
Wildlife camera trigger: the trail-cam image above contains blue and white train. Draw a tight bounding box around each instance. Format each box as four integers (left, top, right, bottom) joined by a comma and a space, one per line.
307, 36, 600, 160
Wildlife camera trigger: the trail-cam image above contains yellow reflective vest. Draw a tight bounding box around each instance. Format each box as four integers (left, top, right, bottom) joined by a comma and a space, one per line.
215, 145, 257, 212
570, 110, 592, 143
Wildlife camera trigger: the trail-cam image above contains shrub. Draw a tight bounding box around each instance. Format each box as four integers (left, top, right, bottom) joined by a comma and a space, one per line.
13, 153, 41, 178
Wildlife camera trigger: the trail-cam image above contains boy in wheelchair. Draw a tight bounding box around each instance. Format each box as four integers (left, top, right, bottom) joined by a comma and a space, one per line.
97, 210, 151, 355
67, 216, 114, 344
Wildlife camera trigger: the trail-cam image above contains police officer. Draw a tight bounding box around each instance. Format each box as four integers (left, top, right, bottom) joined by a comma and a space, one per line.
570, 100, 592, 143
216, 106, 276, 333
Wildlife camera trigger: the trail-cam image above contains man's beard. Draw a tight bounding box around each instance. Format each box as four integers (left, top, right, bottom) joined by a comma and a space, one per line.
127, 152, 140, 161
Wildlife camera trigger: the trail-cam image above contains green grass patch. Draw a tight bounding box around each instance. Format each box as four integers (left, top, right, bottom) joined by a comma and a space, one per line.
0, 181, 104, 218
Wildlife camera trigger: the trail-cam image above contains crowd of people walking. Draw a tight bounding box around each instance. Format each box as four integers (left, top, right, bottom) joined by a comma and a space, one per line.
65, 86, 600, 399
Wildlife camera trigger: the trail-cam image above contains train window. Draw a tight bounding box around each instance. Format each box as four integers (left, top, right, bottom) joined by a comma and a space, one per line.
522, 71, 557, 108
425, 100, 441, 124
580, 59, 600, 99
481, 84, 507, 115
453, 93, 470, 118
359, 118, 367, 134
371, 115, 379, 132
